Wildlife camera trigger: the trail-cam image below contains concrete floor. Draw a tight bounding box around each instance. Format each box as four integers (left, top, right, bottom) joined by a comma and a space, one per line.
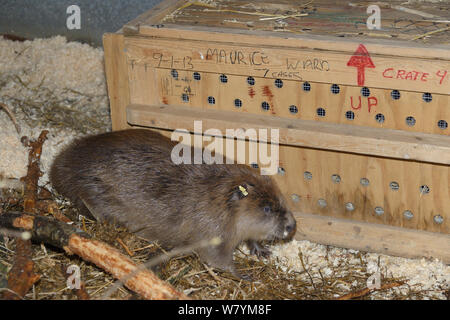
0, 0, 164, 46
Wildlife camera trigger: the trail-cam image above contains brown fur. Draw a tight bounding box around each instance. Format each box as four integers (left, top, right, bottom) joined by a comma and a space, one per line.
50, 129, 296, 279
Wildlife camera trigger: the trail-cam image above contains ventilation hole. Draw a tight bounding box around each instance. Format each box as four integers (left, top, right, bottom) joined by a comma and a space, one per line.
220, 74, 228, 83
304, 171, 313, 180
250, 163, 259, 169
317, 108, 326, 117
375, 113, 385, 124
274, 79, 283, 88
181, 93, 189, 102
419, 185, 430, 194
207, 96, 216, 105
247, 76, 255, 86
345, 111, 355, 120
345, 202, 355, 211
433, 215, 444, 224
331, 174, 341, 184
361, 87, 370, 97
234, 99, 242, 108
278, 167, 285, 175
437, 120, 448, 130
318, 199, 327, 208
406, 116, 416, 127
422, 92, 432, 102
303, 82, 311, 91
403, 210, 414, 220
389, 182, 399, 191
193, 72, 201, 80
391, 90, 401, 100
291, 194, 300, 203
374, 206, 384, 216
360, 178, 370, 186
261, 101, 270, 111
331, 84, 340, 94
289, 105, 298, 114
171, 69, 178, 79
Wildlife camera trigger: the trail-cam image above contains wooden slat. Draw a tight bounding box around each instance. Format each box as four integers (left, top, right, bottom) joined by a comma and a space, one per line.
294, 212, 450, 264
133, 24, 450, 60
124, 37, 450, 94
276, 143, 449, 234
103, 33, 132, 131
126, 103, 450, 165
148, 68, 449, 136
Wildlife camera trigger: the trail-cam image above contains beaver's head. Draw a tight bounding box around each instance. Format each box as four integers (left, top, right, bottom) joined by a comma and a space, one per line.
227, 172, 297, 243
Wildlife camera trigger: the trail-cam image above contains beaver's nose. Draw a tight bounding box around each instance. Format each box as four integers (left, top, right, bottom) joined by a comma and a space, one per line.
285, 222, 296, 234
284, 214, 297, 239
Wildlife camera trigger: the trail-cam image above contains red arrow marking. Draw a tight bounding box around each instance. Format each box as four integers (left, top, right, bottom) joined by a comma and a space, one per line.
347, 44, 375, 86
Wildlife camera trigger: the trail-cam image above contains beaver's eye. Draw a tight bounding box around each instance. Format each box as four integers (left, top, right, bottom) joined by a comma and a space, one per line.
263, 206, 271, 214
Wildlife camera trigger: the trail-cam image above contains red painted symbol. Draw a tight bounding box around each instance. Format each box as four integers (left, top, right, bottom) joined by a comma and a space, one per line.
350, 96, 362, 110
347, 44, 375, 86
248, 87, 256, 98
367, 96, 378, 113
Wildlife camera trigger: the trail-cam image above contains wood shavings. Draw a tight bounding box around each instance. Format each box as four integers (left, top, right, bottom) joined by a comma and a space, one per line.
0, 36, 109, 134
0, 36, 110, 186
270, 240, 449, 300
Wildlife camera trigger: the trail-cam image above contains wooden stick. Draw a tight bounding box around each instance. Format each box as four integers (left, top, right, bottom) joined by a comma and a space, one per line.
1, 238, 40, 299
202, 262, 222, 282
336, 281, 405, 300
0, 212, 188, 300
0, 102, 21, 134
68, 235, 188, 299
116, 237, 135, 257
410, 26, 450, 41
2, 130, 49, 299
20, 130, 49, 214
35, 199, 72, 223
73, 280, 90, 300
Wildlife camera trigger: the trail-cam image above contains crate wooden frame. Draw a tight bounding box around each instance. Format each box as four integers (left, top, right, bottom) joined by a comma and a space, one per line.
104, 0, 450, 263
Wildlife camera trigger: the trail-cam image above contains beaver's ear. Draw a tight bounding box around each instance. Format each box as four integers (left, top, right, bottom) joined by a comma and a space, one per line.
230, 183, 254, 201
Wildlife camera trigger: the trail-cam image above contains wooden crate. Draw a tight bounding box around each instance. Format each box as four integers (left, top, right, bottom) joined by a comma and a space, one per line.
104, 0, 450, 263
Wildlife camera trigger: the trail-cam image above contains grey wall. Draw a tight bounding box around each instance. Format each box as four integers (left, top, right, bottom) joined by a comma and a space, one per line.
0, 0, 164, 46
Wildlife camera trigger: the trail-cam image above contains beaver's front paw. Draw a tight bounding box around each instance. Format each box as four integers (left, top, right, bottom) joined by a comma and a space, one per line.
247, 240, 271, 258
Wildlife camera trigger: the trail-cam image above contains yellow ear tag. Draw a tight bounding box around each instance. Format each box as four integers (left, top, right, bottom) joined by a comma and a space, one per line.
239, 185, 248, 197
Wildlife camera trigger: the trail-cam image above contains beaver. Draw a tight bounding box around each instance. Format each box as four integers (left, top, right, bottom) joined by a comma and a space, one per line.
50, 129, 296, 279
